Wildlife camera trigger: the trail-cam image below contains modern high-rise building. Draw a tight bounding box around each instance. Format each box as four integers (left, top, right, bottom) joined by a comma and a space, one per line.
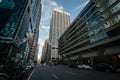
0, 0, 42, 65
0, 0, 32, 64
41, 38, 51, 63
28, 0, 42, 62
58, 0, 120, 67
49, 9, 70, 62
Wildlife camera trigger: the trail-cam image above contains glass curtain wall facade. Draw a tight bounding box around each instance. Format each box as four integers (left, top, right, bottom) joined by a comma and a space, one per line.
0, 0, 31, 64
28, 0, 41, 62
58, 0, 120, 66
0, 0, 27, 37
31, 0, 41, 29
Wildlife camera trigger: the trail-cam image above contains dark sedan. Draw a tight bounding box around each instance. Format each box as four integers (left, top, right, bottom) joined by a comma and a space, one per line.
93, 63, 114, 72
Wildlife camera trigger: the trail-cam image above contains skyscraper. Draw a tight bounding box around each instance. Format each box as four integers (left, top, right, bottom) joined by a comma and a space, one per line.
28, 0, 42, 62
49, 9, 70, 62
41, 38, 49, 63
0, 0, 42, 65
0, 0, 31, 64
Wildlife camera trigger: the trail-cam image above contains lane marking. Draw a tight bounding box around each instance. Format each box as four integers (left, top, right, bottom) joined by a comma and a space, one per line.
27, 68, 35, 80
66, 71, 76, 75
51, 73, 59, 80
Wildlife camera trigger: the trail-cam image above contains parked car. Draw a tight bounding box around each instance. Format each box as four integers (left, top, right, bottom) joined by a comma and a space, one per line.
93, 63, 114, 72
42, 63, 46, 67
77, 64, 92, 70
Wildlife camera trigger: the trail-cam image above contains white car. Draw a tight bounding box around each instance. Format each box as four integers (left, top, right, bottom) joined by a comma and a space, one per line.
77, 64, 92, 69
42, 63, 46, 67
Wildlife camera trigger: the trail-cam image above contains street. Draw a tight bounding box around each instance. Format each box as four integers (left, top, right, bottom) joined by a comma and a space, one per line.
28, 65, 120, 80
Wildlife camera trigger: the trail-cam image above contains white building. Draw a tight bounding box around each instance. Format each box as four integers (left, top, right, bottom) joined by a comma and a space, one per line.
49, 9, 70, 62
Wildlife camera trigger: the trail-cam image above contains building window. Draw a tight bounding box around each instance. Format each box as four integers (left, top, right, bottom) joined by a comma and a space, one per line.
29, 18, 31, 23
111, 2, 120, 13
0, 0, 15, 9
28, 6, 30, 13
90, 33, 108, 43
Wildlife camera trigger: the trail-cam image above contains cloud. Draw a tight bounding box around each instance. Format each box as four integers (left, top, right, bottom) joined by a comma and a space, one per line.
41, 0, 64, 22
40, 24, 49, 30
38, 38, 45, 60
39, 23, 49, 40
41, 0, 44, 12
73, 0, 90, 12
38, 38, 41, 44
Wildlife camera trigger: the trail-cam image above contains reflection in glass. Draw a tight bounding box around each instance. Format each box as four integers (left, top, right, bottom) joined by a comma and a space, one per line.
0, 0, 15, 9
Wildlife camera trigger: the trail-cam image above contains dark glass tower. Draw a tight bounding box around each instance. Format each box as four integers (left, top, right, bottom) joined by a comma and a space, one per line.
0, 0, 28, 37
0, 0, 29, 64
0, 0, 42, 65
28, 0, 42, 62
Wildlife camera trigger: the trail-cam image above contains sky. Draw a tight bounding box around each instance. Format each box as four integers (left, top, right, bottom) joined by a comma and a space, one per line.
38, 0, 90, 59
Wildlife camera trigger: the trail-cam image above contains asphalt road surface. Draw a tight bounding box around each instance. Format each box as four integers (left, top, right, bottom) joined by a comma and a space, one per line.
28, 65, 120, 80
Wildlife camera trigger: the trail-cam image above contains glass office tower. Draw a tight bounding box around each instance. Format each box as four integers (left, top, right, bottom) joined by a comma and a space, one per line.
0, 0, 27, 37
28, 0, 42, 62
0, 0, 30, 64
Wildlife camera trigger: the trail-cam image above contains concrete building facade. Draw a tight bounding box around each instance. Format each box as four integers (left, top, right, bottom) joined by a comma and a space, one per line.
58, 0, 120, 67
41, 39, 51, 63
49, 9, 70, 62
